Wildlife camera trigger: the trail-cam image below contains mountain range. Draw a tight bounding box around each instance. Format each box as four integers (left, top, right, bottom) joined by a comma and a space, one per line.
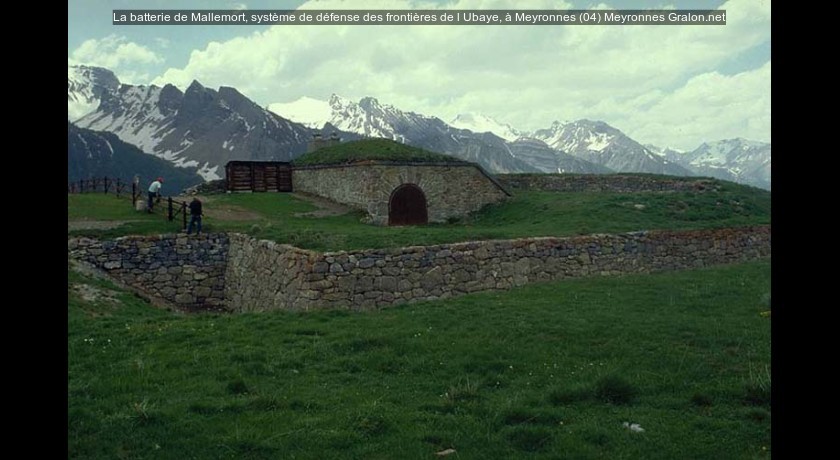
648, 139, 771, 190
68, 65, 771, 190
68, 121, 203, 193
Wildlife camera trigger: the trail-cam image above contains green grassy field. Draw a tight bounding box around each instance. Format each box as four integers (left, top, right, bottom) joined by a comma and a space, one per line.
68, 179, 771, 458
67, 179, 770, 252
68, 259, 771, 459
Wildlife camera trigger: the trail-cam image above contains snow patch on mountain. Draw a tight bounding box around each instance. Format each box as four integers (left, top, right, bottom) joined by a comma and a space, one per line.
530, 119, 693, 176
68, 65, 120, 121
689, 138, 767, 170
450, 113, 522, 142
586, 132, 611, 152
196, 163, 221, 181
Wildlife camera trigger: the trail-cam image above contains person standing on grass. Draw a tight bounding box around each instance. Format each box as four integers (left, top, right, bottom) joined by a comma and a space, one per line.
147, 177, 163, 213
187, 197, 203, 235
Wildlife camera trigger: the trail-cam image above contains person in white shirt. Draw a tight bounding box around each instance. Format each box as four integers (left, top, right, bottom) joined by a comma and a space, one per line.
147, 177, 163, 213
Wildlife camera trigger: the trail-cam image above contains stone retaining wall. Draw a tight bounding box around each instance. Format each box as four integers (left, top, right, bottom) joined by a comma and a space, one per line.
68, 226, 770, 312
68, 233, 229, 310
224, 226, 770, 311
495, 174, 721, 193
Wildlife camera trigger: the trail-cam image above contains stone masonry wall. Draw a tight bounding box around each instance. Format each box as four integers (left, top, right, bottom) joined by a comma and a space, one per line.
224, 226, 770, 312
68, 227, 770, 312
495, 174, 721, 193
293, 163, 509, 225
68, 233, 229, 310
224, 234, 316, 312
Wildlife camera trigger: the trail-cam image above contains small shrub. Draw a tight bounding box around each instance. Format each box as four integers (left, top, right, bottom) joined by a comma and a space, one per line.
594, 375, 637, 405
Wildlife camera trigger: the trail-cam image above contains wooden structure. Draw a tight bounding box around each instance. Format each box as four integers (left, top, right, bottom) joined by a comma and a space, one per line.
225, 161, 292, 193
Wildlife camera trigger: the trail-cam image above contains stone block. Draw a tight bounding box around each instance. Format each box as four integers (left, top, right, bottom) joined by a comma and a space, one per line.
420, 266, 443, 290
174, 293, 195, 304
375, 276, 397, 292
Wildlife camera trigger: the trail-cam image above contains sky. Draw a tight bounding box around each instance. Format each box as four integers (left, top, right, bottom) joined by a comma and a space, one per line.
68, 0, 771, 151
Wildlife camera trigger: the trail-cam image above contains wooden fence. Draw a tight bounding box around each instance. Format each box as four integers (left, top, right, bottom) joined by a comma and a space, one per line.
69, 176, 190, 231
167, 196, 189, 231
67, 176, 130, 196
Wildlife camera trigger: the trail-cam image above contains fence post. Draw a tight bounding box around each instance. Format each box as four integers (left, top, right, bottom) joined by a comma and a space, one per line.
116, 178, 121, 197
104, 177, 109, 194
182, 202, 187, 231
132, 182, 136, 207
80, 179, 84, 193
168, 197, 173, 221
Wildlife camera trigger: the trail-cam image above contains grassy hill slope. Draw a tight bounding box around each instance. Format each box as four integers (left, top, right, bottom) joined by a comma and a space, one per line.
68, 259, 770, 459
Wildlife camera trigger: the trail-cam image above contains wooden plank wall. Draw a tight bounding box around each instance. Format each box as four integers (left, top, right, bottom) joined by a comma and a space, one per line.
226, 162, 292, 192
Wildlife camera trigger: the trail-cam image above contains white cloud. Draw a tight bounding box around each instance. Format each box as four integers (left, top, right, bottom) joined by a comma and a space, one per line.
71, 34, 163, 68
148, 0, 769, 148
70, 35, 163, 84
619, 61, 771, 150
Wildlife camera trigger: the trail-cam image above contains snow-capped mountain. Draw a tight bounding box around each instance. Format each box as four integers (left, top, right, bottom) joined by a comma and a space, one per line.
507, 138, 612, 174
68, 65, 119, 121
531, 120, 694, 176
270, 95, 541, 173
74, 74, 315, 180
269, 94, 418, 140
645, 144, 685, 164
450, 113, 523, 142
70, 65, 768, 186
68, 122, 203, 193
683, 139, 771, 189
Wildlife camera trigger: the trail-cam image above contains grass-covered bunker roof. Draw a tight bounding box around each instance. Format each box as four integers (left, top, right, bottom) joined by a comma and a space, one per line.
292, 138, 467, 166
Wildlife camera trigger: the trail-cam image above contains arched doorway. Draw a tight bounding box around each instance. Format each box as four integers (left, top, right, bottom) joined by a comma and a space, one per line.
388, 184, 428, 226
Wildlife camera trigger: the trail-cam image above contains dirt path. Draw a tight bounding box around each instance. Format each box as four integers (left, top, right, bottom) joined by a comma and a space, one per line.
172, 195, 262, 221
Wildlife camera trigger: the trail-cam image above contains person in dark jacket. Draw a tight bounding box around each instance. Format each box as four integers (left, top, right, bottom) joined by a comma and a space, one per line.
187, 197, 203, 235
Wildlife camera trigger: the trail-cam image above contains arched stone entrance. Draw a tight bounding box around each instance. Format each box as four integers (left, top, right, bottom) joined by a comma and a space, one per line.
388, 183, 428, 226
